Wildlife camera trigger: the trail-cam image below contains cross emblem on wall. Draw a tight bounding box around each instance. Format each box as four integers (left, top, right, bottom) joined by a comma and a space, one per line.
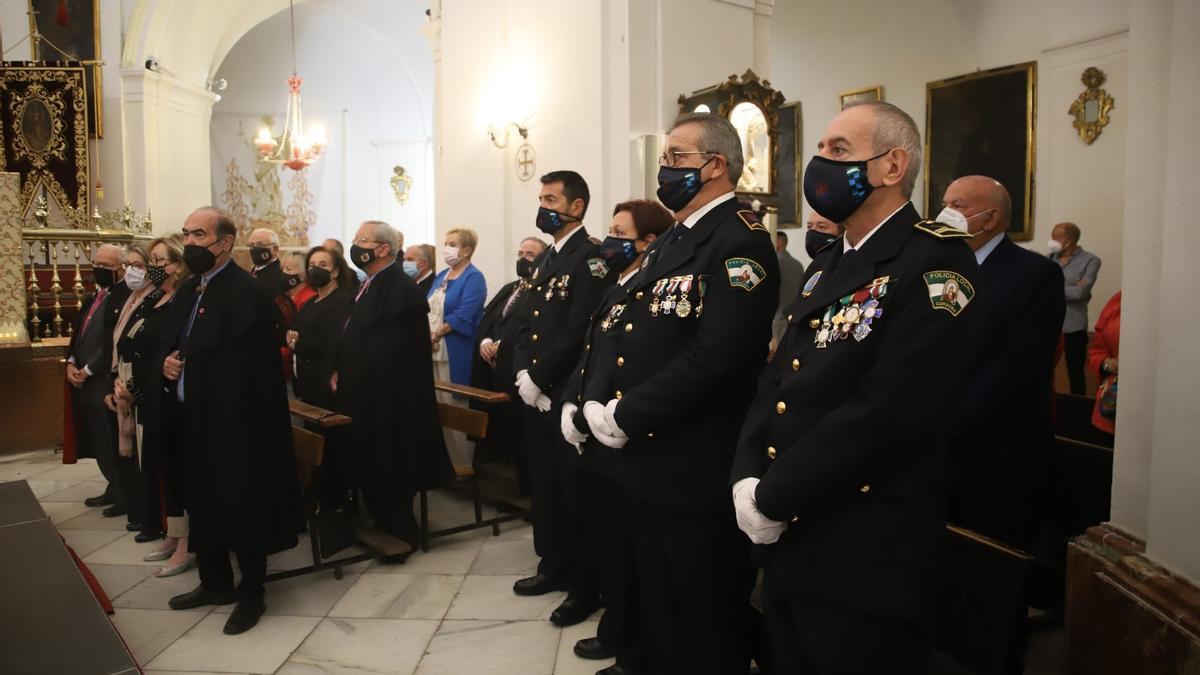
516, 143, 537, 182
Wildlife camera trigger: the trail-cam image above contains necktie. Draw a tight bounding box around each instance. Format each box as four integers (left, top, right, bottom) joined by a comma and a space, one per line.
79, 288, 108, 337
836, 247, 857, 271
501, 285, 524, 318
342, 278, 372, 334
651, 224, 684, 268
176, 285, 205, 402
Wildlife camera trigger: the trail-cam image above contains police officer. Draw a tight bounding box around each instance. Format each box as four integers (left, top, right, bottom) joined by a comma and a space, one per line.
730, 102, 985, 674
511, 171, 613, 628
560, 199, 674, 674
576, 113, 778, 674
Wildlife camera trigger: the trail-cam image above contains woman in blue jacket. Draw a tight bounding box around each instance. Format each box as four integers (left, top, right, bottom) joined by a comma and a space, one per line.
428, 228, 487, 386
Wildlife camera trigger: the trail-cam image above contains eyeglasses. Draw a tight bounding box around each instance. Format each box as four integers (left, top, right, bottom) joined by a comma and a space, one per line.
352, 237, 381, 246
149, 255, 172, 265
125, 261, 147, 271
659, 150, 713, 168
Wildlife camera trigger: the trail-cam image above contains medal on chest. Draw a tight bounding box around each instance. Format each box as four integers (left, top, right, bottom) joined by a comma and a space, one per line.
601, 303, 626, 332
545, 277, 557, 302
675, 275, 694, 317
814, 276, 890, 348
649, 278, 669, 316
661, 276, 683, 315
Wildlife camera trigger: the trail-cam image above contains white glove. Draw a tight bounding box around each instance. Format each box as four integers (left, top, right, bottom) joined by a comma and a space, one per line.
732, 477, 787, 545
603, 399, 628, 440
515, 370, 542, 408
534, 393, 552, 412
561, 402, 588, 452
583, 400, 627, 449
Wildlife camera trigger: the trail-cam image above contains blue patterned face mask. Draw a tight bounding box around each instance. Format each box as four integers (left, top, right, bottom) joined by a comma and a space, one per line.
536, 207, 580, 235
656, 156, 713, 212
802, 149, 890, 223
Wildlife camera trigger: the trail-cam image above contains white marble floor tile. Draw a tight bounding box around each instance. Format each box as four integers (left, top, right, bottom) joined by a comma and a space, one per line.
445, 575, 566, 621
277, 617, 439, 675
369, 533, 485, 576
266, 535, 373, 575
0, 459, 59, 482
34, 461, 103, 482
144, 672, 249, 675
55, 504, 131, 530
39, 500, 92, 525
329, 573, 464, 620
554, 620, 615, 675
25, 478, 88, 499
416, 620, 561, 675
110, 607, 209, 666
83, 532, 162, 566
59, 528, 126, 557
211, 571, 358, 617
469, 534, 540, 576
87, 563, 159, 599
112, 567, 204, 610
146, 614, 321, 674
39, 479, 109, 502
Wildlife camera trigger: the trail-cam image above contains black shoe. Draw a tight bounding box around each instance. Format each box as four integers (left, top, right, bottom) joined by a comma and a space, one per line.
513, 573, 567, 597
223, 598, 265, 635
168, 585, 236, 610
101, 504, 127, 518
134, 531, 160, 543
125, 522, 142, 532
84, 494, 112, 507
574, 637, 618, 660
597, 665, 629, 675
550, 596, 601, 627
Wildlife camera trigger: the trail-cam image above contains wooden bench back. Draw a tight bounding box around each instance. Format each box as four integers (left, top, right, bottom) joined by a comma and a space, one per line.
291, 425, 326, 489
438, 402, 489, 439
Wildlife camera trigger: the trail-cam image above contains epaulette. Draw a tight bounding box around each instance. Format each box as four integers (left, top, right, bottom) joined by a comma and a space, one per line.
737, 210, 768, 233
914, 219, 972, 240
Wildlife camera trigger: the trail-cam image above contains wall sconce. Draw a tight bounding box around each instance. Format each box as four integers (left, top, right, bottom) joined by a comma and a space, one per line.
488, 121, 529, 149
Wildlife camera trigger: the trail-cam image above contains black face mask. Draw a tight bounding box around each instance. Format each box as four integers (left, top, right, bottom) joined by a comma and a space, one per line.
596, 236, 639, 272
657, 156, 713, 212
349, 244, 381, 270
146, 264, 170, 288
515, 257, 534, 279
805, 230, 839, 259
536, 207, 580, 235
802, 150, 890, 223
92, 267, 116, 288
183, 242, 221, 275
307, 266, 332, 289
249, 247, 273, 266
282, 273, 301, 289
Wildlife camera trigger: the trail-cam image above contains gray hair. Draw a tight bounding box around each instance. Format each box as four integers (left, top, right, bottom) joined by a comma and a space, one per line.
850, 102, 923, 198
407, 244, 432, 265
669, 112, 744, 186
520, 236, 548, 252
364, 220, 400, 252
249, 227, 280, 246
96, 243, 126, 262
125, 243, 150, 265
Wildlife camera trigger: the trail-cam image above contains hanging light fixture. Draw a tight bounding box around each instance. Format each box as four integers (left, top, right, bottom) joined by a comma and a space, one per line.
255, 0, 326, 170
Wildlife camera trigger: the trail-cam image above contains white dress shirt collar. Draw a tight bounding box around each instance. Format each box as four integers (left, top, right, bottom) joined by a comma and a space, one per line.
682, 191, 736, 229
554, 224, 585, 252
975, 232, 1006, 264
843, 202, 909, 253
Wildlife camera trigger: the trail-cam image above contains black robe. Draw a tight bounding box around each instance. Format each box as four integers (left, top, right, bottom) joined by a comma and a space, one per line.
334, 263, 452, 540
292, 288, 353, 410
470, 279, 529, 469
176, 263, 305, 555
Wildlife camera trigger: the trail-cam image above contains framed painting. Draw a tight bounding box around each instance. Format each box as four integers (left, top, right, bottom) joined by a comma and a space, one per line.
29, 0, 102, 137
925, 62, 1036, 241
840, 85, 882, 110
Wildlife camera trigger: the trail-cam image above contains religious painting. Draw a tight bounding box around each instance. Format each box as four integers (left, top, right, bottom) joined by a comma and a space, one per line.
775, 101, 802, 228
926, 62, 1036, 241
0, 64, 90, 222
840, 86, 882, 110
29, 0, 103, 137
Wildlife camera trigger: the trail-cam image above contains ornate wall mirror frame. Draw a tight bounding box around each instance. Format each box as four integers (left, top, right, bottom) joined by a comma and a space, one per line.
1068, 67, 1114, 145
677, 69, 792, 219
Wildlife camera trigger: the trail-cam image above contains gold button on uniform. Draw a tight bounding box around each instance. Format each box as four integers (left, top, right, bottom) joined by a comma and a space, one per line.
776, 401, 787, 414
585, 344, 591, 352
624, 323, 633, 333
533, 310, 540, 317
536, 286, 542, 292
532, 358, 538, 364
809, 319, 820, 328
636, 292, 644, 300
767, 447, 777, 460
617, 357, 625, 366
787, 314, 794, 322
615, 390, 623, 399
532, 334, 539, 342
791, 359, 800, 372
860, 485, 870, 493
647, 432, 655, 438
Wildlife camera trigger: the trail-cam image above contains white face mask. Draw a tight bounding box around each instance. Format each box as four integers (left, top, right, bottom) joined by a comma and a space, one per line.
936, 206, 994, 234
1047, 239, 1063, 255
124, 266, 147, 291
443, 245, 462, 267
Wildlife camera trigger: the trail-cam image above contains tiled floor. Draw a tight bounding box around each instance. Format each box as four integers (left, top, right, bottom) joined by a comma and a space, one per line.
2, 450, 614, 675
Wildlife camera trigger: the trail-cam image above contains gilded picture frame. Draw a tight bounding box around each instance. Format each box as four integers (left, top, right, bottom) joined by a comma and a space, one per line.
840, 85, 883, 110
28, 0, 102, 138
925, 62, 1037, 242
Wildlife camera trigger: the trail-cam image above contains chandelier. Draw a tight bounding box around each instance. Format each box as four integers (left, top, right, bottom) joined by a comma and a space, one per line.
254, 0, 326, 170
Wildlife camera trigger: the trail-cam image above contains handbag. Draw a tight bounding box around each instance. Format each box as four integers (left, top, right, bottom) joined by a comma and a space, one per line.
1097, 375, 1118, 419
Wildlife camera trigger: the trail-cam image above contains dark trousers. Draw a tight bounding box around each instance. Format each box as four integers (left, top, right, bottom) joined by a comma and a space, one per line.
526, 406, 595, 599
1064, 330, 1089, 395
73, 386, 126, 506
198, 548, 267, 603
585, 458, 644, 667
627, 498, 755, 675
762, 568, 930, 675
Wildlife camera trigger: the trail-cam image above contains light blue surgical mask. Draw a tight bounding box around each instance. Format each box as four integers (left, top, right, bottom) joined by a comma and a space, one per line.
402, 260, 420, 278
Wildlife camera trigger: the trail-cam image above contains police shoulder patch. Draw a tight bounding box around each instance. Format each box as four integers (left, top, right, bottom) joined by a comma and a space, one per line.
923, 270, 975, 316
587, 258, 610, 278
914, 219, 972, 240
725, 258, 766, 291
737, 210, 768, 233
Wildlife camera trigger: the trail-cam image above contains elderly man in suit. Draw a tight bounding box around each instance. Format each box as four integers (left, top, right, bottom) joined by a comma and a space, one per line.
68, 244, 133, 517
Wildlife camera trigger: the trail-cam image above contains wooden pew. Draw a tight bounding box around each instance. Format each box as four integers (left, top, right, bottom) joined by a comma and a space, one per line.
1054, 393, 1113, 448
